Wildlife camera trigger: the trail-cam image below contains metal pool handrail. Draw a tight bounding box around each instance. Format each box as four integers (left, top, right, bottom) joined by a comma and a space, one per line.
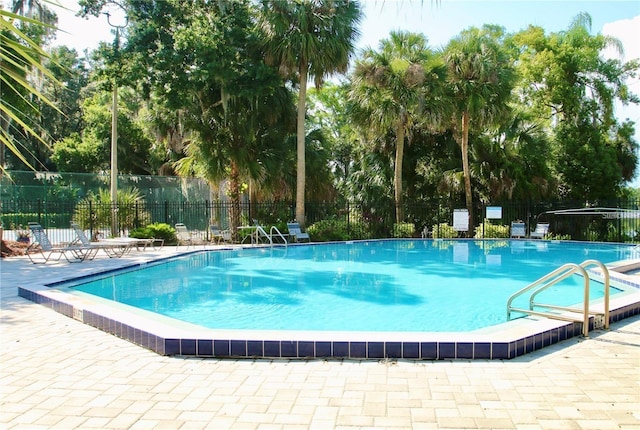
254, 225, 288, 247
506, 259, 610, 337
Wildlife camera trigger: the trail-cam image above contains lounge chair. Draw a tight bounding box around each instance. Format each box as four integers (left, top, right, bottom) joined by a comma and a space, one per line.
287, 222, 310, 243
530, 223, 550, 239
175, 223, 195, 247
421, 226, 431, 238
26, 223, 96, 263
70, 222, 133, 257
210, 225, 231, 244
510, 221, 526, 238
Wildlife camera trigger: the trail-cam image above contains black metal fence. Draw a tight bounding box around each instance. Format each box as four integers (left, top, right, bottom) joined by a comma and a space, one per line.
2, 198, 640, 244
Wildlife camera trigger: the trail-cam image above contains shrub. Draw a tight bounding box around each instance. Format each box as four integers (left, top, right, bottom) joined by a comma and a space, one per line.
431, 223, 458, 238
130, 222, 177, 245
307, 218, 371, 242
474, 219, 509, 239
73, 187, 151, 234
393, 222, 415, 238
546, 232, 571, 240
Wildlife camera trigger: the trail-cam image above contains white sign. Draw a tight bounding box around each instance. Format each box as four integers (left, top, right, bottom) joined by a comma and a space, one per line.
486, 206, 502, 219
453, 209, 469, 231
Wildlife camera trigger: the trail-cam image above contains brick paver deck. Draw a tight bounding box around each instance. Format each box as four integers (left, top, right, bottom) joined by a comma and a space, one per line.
1, 248, 639, 429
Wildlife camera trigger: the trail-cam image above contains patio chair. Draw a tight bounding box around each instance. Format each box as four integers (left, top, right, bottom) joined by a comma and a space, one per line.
287, 222, 310, 243
510, 221, 526, 238
421, 226, 431, 238
175, 223, 195, 247
70, 222, 133, 257
210, 225, 232, 244
530, 222, 550, 239
26, 223, 96, 263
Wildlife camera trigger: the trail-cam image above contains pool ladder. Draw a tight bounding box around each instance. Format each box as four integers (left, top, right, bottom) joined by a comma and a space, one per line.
506, 260, 610, 337
254, 225, 288, 247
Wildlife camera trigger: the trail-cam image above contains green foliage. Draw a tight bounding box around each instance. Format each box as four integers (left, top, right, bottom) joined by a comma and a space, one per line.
554, 119, 624, 200
393, 222, 415, 238
0, 212, 70, 229
49, 93, 161, 174
259, 0, 363, 224
431, 223, 458, 238
307, 218, 371, 242
545, 232, 571, 241
474, 219, 509, 238
73, 187, 151, 233
1, 8, 61, 173
511, 15, 638, 200
350, 31, 447, 223
50, 133, 101, 173
130, 222, 177, 245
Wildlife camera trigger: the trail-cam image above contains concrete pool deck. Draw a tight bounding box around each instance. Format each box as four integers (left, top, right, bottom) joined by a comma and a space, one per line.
1, 246, 639, 428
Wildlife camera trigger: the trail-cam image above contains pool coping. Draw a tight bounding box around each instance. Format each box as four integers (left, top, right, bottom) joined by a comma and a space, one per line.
16, 245, 640, 360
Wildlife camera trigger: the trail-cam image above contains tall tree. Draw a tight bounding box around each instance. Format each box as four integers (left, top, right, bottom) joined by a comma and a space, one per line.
470, 111, 552, 202
350, 31, 446, 222
84, 0, 297, 235
258, 0, 362, 227
511, 13, 639, 200
444, 25, 515, 234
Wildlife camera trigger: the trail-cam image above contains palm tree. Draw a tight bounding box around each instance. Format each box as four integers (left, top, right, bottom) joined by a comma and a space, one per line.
444, 26, 515, 235
0, 5, 59, 174
258, 0, 362, 227
350, 31, 446, 223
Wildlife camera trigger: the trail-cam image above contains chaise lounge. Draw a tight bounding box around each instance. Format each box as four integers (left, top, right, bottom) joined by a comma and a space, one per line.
70, 222, 136, 257
530, 222, 550, 239
287, 222, 310, 243
510, 221, 526, 238
27, 223, 97, 263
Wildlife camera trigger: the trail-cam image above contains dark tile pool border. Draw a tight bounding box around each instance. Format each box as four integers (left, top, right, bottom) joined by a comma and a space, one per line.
15, 243, 640, 360
17, 282, 640, 360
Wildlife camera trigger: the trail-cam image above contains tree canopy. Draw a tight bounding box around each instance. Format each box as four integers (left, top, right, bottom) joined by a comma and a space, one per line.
2, 2, 638, 228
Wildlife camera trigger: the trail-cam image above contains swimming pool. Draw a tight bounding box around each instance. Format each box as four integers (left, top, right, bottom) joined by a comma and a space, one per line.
64, 240, 633, 332
18, 239, 640, 360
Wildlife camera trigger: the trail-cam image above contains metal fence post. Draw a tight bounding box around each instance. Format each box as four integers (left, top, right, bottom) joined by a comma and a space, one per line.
37, 198, 42, 225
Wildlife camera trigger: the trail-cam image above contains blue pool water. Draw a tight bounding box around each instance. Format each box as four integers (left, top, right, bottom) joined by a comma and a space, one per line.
64, 240, 637, 332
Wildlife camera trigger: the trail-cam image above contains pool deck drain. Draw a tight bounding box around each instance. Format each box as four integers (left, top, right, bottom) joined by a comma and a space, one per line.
2, 246, 639, 428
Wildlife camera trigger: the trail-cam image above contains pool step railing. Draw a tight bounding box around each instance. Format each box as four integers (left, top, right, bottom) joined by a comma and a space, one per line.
254, 225, 288, 247
506, 259, 610, 337
269, 226, 288, 245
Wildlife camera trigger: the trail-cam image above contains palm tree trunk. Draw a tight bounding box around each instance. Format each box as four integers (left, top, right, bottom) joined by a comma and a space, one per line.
394, 120, 405, 223
295, 65, 307, 227
461, 111, 473, 236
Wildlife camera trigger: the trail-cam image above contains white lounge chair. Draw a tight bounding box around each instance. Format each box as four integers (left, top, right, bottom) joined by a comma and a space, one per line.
27, 223, 96, 263
510, 221, 526, 238
210, 225, 232, 244
287, 222, 310, 243
175, 223, 196, 247
70, 222, 135, 257
530, 223, 550, 239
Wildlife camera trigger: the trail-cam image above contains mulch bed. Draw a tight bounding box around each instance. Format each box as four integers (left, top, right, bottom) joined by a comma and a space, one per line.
0, 240, 31, 258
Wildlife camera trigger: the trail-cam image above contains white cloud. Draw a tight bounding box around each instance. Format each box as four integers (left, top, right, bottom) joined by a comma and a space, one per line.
602, 15, 640, 186
602, 16, 640, 124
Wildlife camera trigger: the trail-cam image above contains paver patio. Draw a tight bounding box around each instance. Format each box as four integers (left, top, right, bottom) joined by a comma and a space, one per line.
1, 249, 639, 429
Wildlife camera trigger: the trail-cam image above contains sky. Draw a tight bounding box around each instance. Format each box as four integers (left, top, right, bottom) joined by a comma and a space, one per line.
48, 0, 640, 184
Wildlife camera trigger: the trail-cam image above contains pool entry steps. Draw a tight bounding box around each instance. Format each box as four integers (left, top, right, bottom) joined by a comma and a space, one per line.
507, 259, 611, 337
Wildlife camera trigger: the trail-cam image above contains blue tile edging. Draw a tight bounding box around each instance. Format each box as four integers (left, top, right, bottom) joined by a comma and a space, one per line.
17, 286, 640, 361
